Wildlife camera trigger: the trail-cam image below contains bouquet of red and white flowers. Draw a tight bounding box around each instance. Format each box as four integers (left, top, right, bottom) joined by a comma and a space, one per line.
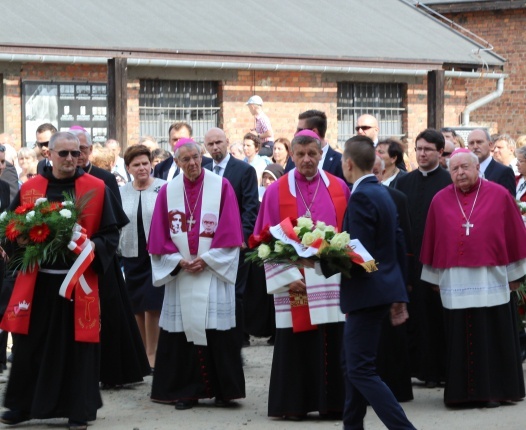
247, 216, 377, 278
0, 192, 91, 272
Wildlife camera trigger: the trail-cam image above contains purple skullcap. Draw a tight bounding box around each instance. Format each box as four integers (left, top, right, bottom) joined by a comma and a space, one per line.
294, 129, 320, 140
173, 138, 196, 151
450, 148, 472, 159
69, 125, 87, 132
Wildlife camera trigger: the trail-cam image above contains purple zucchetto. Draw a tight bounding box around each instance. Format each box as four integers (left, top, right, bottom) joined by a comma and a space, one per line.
293, 129, 320, 140
173, 138, 196, 151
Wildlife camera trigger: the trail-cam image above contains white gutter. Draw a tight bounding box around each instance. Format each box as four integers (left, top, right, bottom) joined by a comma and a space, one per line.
0, 53, 507, 123
461, 77, 504, 126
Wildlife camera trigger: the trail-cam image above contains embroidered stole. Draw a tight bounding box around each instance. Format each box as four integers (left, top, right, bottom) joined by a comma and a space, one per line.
0, 174, 104, 342
277, 169, 347, 332
166, 170, 222, 346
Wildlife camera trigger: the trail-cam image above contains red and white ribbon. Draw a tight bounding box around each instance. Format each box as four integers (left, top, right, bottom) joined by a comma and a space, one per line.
59, 224, 95, 299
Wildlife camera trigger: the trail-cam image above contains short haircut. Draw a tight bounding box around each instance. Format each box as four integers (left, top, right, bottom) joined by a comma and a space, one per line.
151, 148, 171, 161
91, 146, 115, 172
104, 138, 121, 148
450, 151, 479, 167
298, 110, 327, 138
174, 142, 201, 159
138, 135, 158, 145
49, 132, 79, 150
343, 135, 376, 171
516, 145, 526, 159
68, 129, 92, 146
168, 122, 192, 137
377, 138, 404, 165
36, 123, 57, 134
243, 132, 261, 150
440, 127, 457, 137
124, 144, 152, 166
415, 128, 445, 151
494, 133, 516, 151
291, 134, 321, 150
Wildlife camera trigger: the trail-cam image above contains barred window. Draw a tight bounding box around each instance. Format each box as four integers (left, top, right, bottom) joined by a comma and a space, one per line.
139, 80, 220, 148
337, 83, 405, 147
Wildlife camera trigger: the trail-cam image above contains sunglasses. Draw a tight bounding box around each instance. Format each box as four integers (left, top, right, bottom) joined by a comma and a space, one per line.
355, 125, 373, 132
442, 151, 453, 157
51, 149, 81, 158
37, 141, 49, 148
0, 145, 5, 153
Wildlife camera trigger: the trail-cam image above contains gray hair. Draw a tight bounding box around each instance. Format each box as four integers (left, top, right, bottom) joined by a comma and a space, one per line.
68, 129, 92, 146
494, 133, 516, 151
449, 150, 479, 170
516, 145, 526, 159
174, 142, 202, 159
291, 135, 322, 151
49, 132, 80, 149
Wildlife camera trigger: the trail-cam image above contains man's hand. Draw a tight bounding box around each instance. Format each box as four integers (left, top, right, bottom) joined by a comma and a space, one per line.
184, 257, 208, 274
289, 279, 306, 294
390, 302, 409, 326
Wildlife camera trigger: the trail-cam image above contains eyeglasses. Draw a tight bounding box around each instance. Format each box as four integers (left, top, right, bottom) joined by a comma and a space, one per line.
37, 141, 49, 149
415, 147, 437, 154
442, 151, 453, 157
51, 149, 81, 158
355, 125, 373, 132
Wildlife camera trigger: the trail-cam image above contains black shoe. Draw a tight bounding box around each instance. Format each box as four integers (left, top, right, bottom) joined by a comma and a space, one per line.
68, 419, 88, 430
214, 398, 237, 408
0, 410, 30, 425
484, 401, 500, 408
267, 335, 275, 346
175, 400, 197, 410
425, 380, 438, 388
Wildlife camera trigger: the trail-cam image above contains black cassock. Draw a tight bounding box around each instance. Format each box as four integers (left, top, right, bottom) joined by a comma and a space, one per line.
3, 169, 135, 423
395, 167, 452, 384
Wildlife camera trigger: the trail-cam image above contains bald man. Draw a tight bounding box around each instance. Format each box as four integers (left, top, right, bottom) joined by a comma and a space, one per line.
355, 114, 380, 145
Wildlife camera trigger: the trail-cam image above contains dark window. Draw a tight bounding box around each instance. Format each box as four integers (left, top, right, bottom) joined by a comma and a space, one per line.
139, 80, 220, 148
337, 83, 405, 146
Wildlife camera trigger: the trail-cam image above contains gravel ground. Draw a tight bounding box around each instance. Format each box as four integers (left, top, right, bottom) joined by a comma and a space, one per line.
1, 337, 525, 430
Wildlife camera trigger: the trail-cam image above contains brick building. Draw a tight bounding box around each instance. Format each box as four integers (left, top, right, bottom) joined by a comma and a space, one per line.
0, 0, 506, 152
426, 0, 526, 136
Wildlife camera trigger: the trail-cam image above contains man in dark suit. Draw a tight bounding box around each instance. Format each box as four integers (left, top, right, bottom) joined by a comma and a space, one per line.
291, 110, 346, 182
204, 127, 259, 347
467, 128, 516, 196
153, 122, 193, 181
336, 135, 415, 430
35, 123, 57, 175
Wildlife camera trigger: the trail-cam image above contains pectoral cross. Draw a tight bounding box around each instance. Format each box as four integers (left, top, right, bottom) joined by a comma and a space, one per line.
462, 221, 473, 236
187, 215, 196, 231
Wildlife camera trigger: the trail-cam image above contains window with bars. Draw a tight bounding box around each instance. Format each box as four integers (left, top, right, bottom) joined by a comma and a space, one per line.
337, 83, 405, 147
139, 80, 220, 147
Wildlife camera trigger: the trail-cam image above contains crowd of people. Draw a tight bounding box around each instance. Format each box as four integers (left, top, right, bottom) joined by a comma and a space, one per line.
0, 96, 524, 430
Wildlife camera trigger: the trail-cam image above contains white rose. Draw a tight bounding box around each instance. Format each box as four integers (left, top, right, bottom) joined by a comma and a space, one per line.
312, 228, 325, 240
315, 221, 327, 231
59, 209, 72, 219
296, 217, 313, 230
324, 225, 336, 234
34, 198, 48, 206
274, 241, 285, 254
257, 244, 271, 259
26, 211, 35, 221
61, 201, 74, 207
301, 232, 316, 247
0, 212, 7, 221
293, 226, 302, 236
330, 232, 351, 249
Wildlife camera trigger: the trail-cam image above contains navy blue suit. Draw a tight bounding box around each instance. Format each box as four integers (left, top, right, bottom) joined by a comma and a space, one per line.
339, 176, 414, 430
484, 158, 515, 196
323, 146, 345, 181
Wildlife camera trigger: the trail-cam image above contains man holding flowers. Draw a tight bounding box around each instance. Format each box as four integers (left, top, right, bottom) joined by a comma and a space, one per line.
253, 129, 350, 420
0, 131, 127, 430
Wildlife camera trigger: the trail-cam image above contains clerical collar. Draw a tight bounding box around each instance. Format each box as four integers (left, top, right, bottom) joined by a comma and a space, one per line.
212, 153, 230, 170
294, 168, 319, 182
353, 173, 375, 191
418, 164, 440, 177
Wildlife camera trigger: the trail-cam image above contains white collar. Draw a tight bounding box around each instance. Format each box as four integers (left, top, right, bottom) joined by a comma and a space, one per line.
213, 153, 230, 170
418, 163, 440, 177
479, 156, 492, 176
353, 173, 375, 191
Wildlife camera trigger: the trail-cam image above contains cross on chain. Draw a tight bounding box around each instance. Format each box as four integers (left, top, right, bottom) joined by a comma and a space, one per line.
187, 215, 197, 231
462, 221, 474, 236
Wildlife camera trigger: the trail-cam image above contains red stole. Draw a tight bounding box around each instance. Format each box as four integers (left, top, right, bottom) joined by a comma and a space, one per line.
277, 171, 347, 332
0, 174, 105, 343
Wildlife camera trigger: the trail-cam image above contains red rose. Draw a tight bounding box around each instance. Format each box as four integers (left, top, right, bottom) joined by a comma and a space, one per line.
5, 220, 22, 241
290, 217, 298, 227
14, 203, 35, 215
248, 234, 260, 249
29, 223, 50, 243
259, 225, 272, 243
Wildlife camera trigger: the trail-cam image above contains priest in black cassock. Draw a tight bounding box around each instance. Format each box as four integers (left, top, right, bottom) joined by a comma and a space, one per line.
0, 132, 126, 430
395, 128, 452, 388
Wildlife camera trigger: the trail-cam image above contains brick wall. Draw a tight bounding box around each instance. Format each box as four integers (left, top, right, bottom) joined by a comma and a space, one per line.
444, 9, 526, 136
